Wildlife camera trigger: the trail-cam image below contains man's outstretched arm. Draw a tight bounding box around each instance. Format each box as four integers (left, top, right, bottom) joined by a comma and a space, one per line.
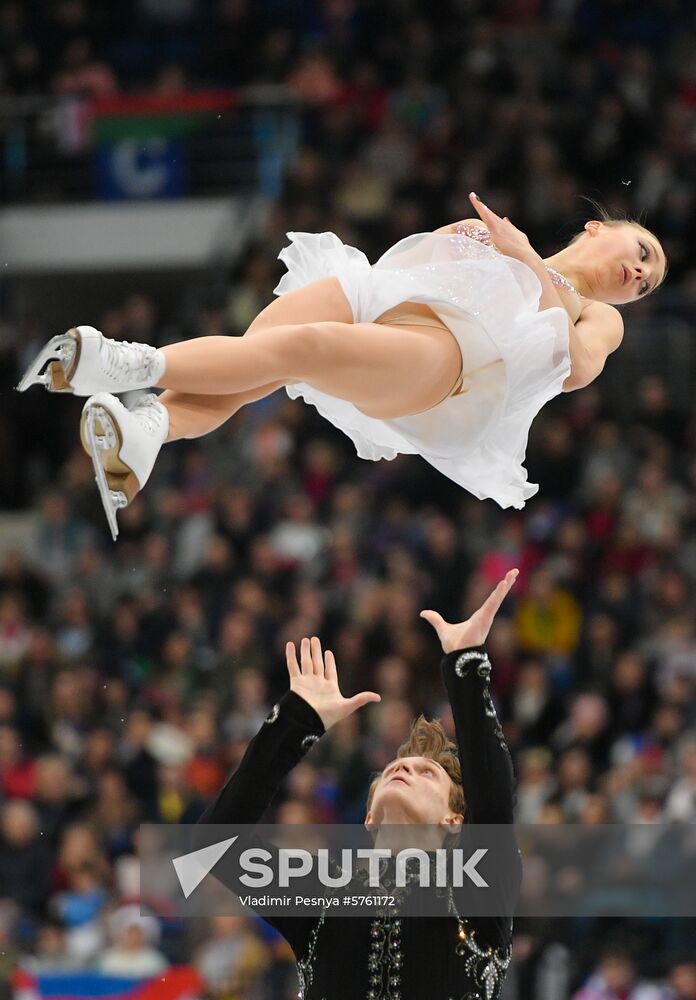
196, 638, 380, 955
198, 687, 325, 825
440, 644, 515, 824
421, 570, 518, 825
423, 572, 521, 950
199, 637, 380, 825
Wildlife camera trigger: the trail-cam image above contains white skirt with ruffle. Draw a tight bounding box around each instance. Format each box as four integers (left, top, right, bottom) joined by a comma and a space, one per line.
274, 230, 570, 509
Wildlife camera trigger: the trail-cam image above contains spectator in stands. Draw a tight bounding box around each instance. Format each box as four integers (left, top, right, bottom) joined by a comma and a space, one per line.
515, 748, 556, 823
572, 950, 665, 1000
21, 918, 80, 973
195, 915, 269, 997
665, 736, 696, 821
50, 863, 107, 965
666, 960, 696, 1000
98, 904, 168, 977
515, 568, 582, 661
0, 801, 52, 914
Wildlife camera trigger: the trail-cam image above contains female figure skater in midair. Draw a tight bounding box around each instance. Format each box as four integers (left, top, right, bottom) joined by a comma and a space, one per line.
19, 193, 666, 537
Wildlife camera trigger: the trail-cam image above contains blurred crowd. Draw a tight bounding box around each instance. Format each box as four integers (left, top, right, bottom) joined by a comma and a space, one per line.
1, 0, 696, 278
3, 1, 696, 999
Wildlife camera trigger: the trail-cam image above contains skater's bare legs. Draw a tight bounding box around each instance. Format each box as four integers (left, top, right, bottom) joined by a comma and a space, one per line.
159, 319, 461, 420
157, 272, 461, 421
243, 276, 354, 333
159, 277, 350, 441
161, 380, 289, 442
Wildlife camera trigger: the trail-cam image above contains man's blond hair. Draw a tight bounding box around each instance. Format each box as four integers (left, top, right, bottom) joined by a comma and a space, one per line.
366, 715, 465, 817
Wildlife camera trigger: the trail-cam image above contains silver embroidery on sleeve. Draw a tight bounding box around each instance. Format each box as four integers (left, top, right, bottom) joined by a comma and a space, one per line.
297, 911, 325, 999
301, 733, 321, 751
453, 653, 507, 753
265, 703, 280, 724
454, 651, 490, 677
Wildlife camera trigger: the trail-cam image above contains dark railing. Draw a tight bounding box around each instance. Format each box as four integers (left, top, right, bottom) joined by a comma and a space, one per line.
0, 86, 300, 204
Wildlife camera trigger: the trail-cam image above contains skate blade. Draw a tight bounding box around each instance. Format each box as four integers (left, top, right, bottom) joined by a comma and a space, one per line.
80, 404, 141, 541
17, 330, 80, 392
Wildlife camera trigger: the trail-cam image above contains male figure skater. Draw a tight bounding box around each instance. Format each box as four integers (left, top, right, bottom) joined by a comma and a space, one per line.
199, 569, 521, 999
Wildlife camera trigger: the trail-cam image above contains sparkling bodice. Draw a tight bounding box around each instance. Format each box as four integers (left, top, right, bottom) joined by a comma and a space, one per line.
453, 222, 581, 296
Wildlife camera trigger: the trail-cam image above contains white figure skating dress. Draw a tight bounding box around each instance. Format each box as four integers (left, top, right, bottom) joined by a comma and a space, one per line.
274, 224, 573, 509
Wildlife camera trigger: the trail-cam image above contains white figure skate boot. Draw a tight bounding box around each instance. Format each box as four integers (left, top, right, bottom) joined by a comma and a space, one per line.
17, 326, 165, 396
80, 392, 169, 540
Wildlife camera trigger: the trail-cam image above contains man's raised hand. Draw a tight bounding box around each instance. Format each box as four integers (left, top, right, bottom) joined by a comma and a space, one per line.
420, 569, 519, 653
286, 636, 381, 730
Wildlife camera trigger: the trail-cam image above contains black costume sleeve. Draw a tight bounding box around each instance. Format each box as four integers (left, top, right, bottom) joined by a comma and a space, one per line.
442, 644, 520, 950
198, 690, 325, 826
441, 645, 515, 824
197, 690, 325, 954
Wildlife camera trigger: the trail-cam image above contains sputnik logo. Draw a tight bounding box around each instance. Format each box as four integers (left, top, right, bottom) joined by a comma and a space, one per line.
172, 837, 238, 898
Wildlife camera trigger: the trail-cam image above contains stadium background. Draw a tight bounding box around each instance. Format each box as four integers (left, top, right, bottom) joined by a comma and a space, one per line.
2, 0, 696, 998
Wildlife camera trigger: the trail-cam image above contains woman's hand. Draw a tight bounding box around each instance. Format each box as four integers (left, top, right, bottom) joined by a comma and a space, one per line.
420, 569, 518, 653
286, 636, 381, 730
467, 192, 538, 264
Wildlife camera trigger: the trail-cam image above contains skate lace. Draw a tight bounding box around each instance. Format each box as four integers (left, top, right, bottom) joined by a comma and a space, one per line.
100, 338, 155, 382
132, 396, 165, 435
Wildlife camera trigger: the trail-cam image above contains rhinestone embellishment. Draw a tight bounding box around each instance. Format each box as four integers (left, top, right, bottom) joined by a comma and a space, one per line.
297, 910, 325, 999
454, 650, 490, 677
453, 652, 508, 752
546, 266, 580, 295
449, 890, 512, 1000
453, 930, 511, 1000
366, 916, 402, 999
452, 223, 580, 296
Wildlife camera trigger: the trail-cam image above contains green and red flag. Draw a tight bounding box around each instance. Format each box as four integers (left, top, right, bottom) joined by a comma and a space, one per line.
88, 91, 239, 143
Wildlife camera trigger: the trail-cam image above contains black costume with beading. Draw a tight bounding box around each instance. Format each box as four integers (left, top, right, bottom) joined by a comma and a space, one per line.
199, 646, 521, 1000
